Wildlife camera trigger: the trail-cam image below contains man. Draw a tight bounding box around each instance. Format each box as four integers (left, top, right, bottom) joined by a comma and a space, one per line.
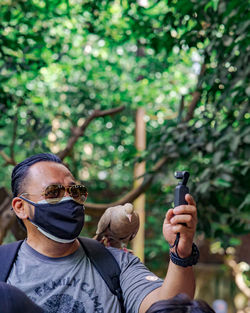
6, 153, 198, 313
145, 294, 215, 313
0, 282, 44, 313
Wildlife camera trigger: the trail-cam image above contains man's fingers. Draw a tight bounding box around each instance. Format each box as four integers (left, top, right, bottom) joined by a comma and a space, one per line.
170, 214, 196, 228
173, 205, 197, 217
171, 224, 189, 233
185, 193, 196, 206
165, 209, 174, 223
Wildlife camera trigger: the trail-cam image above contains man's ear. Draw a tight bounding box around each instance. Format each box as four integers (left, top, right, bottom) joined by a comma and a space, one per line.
12, 197, 29, 219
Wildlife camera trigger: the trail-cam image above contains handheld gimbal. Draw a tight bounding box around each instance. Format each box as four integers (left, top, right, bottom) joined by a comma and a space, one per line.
174, 171, 190, 207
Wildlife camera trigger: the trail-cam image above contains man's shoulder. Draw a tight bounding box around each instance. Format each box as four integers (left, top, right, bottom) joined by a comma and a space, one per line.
0, 240, 24, 251
0, 240, 24, 282
106, 246, 132, 255
106, 246, 141, 267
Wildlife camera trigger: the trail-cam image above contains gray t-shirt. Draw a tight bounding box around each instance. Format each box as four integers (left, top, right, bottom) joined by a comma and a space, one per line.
7, 241, 163, 313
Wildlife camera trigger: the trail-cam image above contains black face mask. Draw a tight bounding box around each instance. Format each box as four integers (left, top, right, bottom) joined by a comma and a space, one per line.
20, 196, 85, 243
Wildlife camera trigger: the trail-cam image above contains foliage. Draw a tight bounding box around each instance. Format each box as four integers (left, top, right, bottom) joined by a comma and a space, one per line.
143, 0, 250, 253
0, 0, 249, 268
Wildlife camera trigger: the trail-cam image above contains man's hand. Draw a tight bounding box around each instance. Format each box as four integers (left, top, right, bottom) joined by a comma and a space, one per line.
139, 194, 197, 313
163, 194, 197, 258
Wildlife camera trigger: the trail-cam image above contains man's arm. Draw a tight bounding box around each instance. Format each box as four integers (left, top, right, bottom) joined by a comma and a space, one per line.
139, 194, 197, 313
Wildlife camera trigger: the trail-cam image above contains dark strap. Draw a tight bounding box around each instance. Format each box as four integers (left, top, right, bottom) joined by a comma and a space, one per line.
78, 237, 125, 313
0, 238, 126, 312
0, 240, 23, 282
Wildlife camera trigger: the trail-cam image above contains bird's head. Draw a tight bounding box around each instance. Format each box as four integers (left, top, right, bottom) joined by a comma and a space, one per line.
124, 203, 134, 222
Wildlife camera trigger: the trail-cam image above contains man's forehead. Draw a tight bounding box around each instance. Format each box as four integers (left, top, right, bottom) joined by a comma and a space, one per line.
28, 161, 74, 180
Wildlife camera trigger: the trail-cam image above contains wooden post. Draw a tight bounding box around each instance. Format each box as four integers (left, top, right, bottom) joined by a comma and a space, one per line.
132, 108, 146, 262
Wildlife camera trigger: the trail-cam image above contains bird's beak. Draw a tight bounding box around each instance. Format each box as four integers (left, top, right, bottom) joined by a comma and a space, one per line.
127, 214, 132, 222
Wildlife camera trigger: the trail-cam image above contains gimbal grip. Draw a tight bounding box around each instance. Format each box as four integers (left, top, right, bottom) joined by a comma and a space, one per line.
174, 185, 189, 207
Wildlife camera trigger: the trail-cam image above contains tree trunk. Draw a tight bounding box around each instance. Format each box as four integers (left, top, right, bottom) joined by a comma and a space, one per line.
132, 108, 146, 262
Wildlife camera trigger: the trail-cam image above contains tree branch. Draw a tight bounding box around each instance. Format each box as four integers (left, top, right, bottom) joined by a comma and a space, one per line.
184, 91, 202, 122
10, 99, 22, 162
0, 188, 15, 244
57, 105, 125, 160
93, 106, 126, 118
184, 63, 206, 122
226, 257, 250, 298
177, 95, 185, 122
0, 100, 22, 166
0, 151, 16, 166
84, 156, 168, 216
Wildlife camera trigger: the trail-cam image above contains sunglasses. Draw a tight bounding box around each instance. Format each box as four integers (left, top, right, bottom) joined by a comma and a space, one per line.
21, 184, 88, 204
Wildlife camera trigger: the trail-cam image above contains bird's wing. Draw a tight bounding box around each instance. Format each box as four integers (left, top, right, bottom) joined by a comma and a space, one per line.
95, 207, 113, 235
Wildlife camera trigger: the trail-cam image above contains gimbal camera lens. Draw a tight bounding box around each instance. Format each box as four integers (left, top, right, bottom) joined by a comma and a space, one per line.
174, 171, 190, 185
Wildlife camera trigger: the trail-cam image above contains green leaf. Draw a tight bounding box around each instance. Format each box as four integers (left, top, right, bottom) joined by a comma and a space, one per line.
239, 194, 250, 210
213, 178, 231, 188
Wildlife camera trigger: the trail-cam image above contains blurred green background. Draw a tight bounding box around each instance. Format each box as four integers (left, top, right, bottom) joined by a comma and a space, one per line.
0, 0, 249, 312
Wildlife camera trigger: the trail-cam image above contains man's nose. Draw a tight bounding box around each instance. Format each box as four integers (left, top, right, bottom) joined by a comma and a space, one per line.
64, 187, 71, 197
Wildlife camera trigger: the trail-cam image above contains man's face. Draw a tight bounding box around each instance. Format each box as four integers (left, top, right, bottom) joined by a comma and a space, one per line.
22, 161, 76, 215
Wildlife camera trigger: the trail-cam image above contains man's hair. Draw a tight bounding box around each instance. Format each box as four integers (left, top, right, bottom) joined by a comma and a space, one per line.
11, 153, 62, 198
11, 153, 62, 229
0, 281, 44, 313
146, 294, 215, 313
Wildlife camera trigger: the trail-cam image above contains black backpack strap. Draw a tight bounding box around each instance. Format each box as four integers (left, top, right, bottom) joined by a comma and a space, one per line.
0, 240, 23, 282
78, 237, 125, 313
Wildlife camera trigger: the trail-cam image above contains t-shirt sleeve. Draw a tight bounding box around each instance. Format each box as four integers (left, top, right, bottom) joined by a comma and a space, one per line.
107, 247, 163, 313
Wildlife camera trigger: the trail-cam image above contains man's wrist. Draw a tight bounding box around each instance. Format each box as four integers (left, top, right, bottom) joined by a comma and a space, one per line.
169, 243, 199, 267
170, 246, 192, 258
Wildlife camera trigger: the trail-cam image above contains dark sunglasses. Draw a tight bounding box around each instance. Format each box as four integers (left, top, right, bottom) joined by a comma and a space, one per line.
21, 184, 88, 204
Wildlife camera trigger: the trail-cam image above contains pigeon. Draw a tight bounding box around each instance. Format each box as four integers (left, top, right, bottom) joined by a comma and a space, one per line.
94, 203, 140, 250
